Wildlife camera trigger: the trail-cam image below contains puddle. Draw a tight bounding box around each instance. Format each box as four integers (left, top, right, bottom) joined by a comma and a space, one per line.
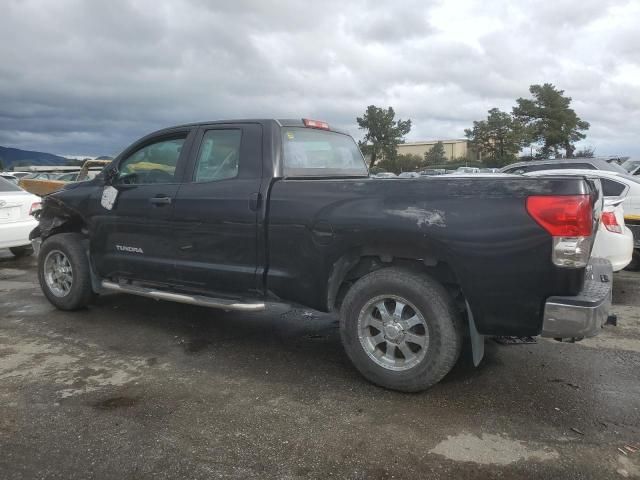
430, 432, 559, 465
0, 334, 148, 399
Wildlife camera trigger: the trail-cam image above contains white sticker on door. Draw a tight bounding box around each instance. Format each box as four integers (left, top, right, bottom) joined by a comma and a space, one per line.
101, 186, 118, 210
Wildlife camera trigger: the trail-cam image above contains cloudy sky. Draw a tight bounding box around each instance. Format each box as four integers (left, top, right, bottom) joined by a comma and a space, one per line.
1, 0, 639, 157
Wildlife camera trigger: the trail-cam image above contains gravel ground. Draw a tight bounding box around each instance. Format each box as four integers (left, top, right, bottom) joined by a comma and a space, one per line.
0, 250, 639, 479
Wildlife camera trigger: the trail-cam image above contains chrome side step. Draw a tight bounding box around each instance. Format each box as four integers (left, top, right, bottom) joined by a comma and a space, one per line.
101, 281, 266, 312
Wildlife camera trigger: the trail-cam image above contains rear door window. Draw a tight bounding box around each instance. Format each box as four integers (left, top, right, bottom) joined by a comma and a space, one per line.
193, 130, 242, 182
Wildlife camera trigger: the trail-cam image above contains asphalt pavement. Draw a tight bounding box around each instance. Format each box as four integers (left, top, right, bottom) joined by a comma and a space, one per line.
1, 250, 639, 479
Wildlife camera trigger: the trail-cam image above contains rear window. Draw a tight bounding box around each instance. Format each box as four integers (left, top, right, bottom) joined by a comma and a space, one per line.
601, 178, 626, 197
282, 128, 367, 177
0, 176, 21, 192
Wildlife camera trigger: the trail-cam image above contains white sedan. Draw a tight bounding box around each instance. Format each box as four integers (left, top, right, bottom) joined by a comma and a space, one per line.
0, 176, 41, 257
525, 169, 639, 271
591, 199, 635, 271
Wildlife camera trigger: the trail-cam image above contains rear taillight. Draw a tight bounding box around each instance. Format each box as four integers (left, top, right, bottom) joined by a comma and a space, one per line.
526, 195, 594, 268
601, 211, 623, 234
29, 202, 41, 215
302, 118, 330, 130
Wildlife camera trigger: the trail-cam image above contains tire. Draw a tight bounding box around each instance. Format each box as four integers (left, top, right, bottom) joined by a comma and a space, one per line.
340, 267, 463, 392
9, 245, 33, 257
38, 233, 94, 311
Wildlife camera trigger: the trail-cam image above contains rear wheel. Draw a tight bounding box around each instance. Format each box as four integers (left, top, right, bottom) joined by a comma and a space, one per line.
38, 233, 94, 310
340, 268, 463, 392
9, 245, 33, 257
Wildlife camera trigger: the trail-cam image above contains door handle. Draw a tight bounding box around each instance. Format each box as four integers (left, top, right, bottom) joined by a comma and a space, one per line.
149, 196, 172, 205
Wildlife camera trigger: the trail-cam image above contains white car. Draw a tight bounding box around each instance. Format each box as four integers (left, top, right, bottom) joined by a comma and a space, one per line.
1, 171, 30, 179
591, 199, 634, 271
0, 176, 41, 257
525, 169, 639, 271
452, 167, 481, 174
621, 158, 639, 176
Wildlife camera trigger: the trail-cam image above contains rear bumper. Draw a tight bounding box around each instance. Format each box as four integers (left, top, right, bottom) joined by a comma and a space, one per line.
541, 257, 612, 340
591, 225, 634, 271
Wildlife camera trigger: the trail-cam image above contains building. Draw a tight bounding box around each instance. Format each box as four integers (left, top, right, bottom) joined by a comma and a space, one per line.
397, 139, 475, 162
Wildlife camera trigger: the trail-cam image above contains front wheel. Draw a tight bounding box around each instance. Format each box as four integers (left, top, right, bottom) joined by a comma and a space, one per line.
340, 268, 463, 392
38, 233, 94, 311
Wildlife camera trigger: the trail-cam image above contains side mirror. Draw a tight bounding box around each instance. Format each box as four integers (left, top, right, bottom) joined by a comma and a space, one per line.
103, 165, 119, 185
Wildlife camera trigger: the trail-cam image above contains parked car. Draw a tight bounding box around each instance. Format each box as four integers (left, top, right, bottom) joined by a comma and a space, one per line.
501, 158, 628, 175
1, 173, 18, 183
525, 169, 640, 270
21, 172, 57, 180
32, 118, 612, 392
452, 167, 480, 174
1, 171, 31, 179
55, 172, 82, 181
0, 176, 41, 256
373, 172, 397, 178
398, 172, 420, 178
5, 171, 30, 179
590, 199, 634, 271
621, 158, 640, 176
419, 169, 446, 176
18, 160, 111, 196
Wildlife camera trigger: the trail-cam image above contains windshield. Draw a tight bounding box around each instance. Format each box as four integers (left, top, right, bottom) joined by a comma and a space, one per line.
621, 159, 640, 173
282, 128, 368, 177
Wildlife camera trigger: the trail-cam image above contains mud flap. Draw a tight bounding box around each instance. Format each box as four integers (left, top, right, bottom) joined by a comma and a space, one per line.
466, 300, 485, 366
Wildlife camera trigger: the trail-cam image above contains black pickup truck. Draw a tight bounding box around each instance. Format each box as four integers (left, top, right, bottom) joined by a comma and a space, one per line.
31, 118, 612, 392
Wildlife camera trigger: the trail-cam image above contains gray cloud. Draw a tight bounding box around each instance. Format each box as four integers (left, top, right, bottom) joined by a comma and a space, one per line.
0, 0, 638, 157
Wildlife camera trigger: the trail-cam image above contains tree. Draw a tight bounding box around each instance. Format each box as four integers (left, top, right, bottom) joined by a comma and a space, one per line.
357, 105, 412, 169
424, 141, 447, 165
574, 146, 595, 158
513, 83, 589, 158
464, 108, 529, 167
377, 153, 422, 174
397, 153, 423, 173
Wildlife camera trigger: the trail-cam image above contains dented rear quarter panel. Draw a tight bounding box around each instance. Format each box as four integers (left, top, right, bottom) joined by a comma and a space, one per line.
267, 175, 591, 336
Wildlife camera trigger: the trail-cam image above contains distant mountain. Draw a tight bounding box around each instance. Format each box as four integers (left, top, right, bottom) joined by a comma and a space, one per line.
0, 145, 68, 170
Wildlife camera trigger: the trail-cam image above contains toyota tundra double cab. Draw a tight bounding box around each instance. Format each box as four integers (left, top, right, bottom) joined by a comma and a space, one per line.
31, 118, 612, 392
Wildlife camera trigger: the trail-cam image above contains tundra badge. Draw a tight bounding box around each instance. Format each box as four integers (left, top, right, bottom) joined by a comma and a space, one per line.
116, 245, 144, 254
